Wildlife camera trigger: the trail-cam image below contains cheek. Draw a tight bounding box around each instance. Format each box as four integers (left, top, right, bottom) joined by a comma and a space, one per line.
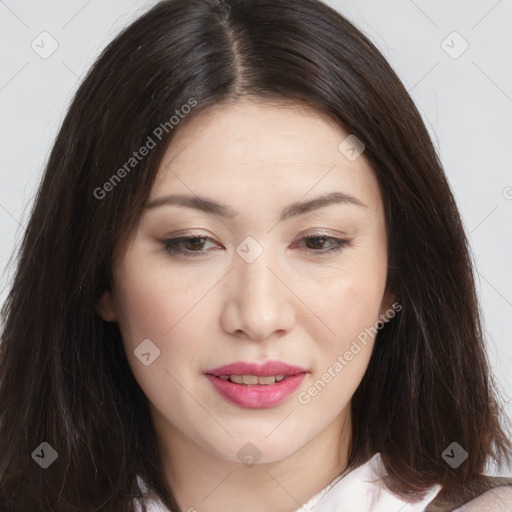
318, 282, 381, 376
297, 279, 384, 412
306, 251, 387, 344
112, 267, 206, 416
112, 258, 213, 385
299, 243, 387, 393
327, 279, 384, 337
112, 256, 200, 346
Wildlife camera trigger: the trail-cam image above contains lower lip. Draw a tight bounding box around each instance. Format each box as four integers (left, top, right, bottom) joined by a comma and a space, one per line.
205, 374, 307, 408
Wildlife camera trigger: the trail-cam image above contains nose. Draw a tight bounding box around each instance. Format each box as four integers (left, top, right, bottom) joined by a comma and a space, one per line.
219, 249, 296, 341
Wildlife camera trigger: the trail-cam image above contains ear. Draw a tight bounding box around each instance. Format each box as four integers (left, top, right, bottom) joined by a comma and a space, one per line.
96, 290, 118, 322
379, 290, 399, 323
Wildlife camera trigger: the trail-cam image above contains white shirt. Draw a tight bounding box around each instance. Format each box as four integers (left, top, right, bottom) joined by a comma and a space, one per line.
134, 452, 512, 511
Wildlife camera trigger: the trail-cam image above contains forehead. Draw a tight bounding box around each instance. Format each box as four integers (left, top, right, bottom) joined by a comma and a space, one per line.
161, 99, 351, 167
149, 99, 382, 218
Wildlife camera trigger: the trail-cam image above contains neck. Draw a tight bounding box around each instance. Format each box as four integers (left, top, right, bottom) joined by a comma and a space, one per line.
151, 407, 352, 512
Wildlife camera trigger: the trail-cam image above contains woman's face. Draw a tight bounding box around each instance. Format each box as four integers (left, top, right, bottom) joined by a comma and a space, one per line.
98, 99, 392, 465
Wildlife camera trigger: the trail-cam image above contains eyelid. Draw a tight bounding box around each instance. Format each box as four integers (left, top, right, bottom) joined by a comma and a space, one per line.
163, 228, 346, 243
298, 228, 346, 237
160, 230, 351, 259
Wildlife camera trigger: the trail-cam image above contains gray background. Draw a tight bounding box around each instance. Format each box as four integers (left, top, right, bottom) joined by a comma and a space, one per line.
1, 0, 511, 474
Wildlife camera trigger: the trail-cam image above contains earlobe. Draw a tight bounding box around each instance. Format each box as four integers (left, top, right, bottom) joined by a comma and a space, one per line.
96, 290, 118, 322
379, 291, 399, 322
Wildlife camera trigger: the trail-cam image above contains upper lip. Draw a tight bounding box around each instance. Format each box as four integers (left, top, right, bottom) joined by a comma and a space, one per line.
204, 360, 309, 377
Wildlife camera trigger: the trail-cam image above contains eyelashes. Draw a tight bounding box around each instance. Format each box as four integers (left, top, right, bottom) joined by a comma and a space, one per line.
160, 233, 350, 258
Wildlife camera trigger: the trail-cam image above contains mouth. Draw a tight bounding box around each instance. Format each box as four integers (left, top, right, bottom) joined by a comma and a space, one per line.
204, 360, 309, 408
204, 359, 308, 379
216, 374, 289, 385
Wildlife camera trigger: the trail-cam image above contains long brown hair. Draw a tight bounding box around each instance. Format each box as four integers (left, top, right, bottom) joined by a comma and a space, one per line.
1, 0, 510, 510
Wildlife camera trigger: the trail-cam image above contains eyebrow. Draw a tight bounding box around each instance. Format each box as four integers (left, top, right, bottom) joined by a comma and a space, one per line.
144, 191, 367, 221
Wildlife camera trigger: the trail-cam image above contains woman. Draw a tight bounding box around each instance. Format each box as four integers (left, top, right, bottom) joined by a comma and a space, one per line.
0, 0, 511, 510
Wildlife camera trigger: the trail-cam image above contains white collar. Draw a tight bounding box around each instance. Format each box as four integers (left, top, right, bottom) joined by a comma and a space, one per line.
294, 453, 442, 512
136, 452, 442, 512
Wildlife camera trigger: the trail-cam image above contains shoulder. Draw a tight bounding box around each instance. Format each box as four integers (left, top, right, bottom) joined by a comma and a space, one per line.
452, 484, 512, 511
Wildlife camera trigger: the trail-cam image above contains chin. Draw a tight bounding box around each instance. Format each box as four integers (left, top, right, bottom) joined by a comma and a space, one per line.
204, 434, 307, 466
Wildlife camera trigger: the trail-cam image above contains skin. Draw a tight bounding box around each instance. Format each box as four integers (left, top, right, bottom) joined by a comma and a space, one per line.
98, 98, 393, 512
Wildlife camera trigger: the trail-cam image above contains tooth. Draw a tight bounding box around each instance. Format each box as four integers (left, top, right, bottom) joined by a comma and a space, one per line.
258, 375, 277, 385
226, 374, 287, 385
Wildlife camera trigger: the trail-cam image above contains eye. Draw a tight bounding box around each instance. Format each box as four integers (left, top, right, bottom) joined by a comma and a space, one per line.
161, 235, 220, 257
160, 232, 350, 258
296, 234, 350, 254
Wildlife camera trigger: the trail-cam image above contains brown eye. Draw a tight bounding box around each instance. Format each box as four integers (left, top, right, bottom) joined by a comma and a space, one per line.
162, 236, 220, 257
300, 235, 349, 254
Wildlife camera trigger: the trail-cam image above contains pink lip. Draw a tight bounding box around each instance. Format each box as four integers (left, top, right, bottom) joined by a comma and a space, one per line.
204, 360, 308, 377
204, 360, 309, 408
